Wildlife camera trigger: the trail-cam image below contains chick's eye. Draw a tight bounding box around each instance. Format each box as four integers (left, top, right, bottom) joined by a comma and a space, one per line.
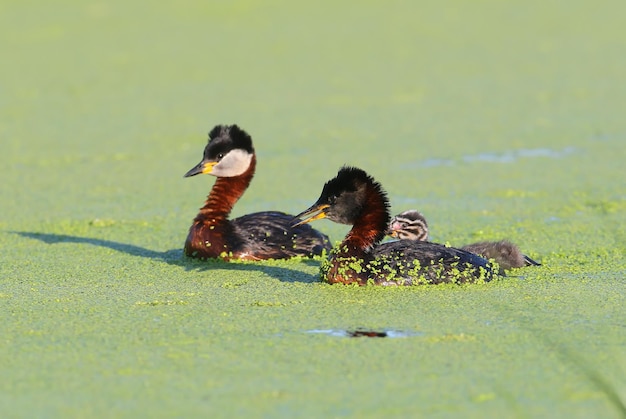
216, 153, 225, 161
329, 195, 337, 204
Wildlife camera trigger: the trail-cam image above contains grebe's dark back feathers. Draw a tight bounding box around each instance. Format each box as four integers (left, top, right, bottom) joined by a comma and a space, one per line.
231, 211, 331, 259
374, 240, 489, 268
372, 240, 492, 285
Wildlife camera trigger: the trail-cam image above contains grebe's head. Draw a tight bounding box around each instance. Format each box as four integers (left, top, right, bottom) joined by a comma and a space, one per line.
184, 124, 255, 178
294, 166, 388, 226
387, 210, 429, 241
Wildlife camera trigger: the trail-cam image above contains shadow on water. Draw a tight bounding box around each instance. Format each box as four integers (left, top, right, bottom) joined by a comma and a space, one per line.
12, 231, 321, 284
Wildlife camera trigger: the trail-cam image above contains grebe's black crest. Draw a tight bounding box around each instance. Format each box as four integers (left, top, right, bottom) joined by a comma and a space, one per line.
206, 124, 255, 158
295, 166, 493, 286
184, 124, 255, 178
316, 166, 389, 227
183, 124, 331, 261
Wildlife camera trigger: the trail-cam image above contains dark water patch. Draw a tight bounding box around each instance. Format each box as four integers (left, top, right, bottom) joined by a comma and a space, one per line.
306, 328, 422, 338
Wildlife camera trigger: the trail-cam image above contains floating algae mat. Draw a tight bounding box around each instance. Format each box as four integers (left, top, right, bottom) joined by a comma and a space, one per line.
1, 0, 625, 417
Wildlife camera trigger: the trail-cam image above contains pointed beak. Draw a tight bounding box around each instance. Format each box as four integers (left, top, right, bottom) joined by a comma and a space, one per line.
292, 203, 330, 227
184, 160, 217, 178
386, 221, 400, 237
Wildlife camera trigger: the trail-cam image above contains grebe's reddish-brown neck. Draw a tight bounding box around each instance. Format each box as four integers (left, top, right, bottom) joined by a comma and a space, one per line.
193, 155, 256, 224
344, 181, 389, 252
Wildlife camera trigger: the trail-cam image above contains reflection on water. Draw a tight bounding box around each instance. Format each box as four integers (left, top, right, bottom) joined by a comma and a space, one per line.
419, 158, 454, 168
306, 329, 422, 338
405, 147, 577, 168
464, 147, 576, 163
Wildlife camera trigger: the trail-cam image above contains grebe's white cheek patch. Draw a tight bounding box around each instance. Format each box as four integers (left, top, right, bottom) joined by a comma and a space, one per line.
211, 149, 253, 177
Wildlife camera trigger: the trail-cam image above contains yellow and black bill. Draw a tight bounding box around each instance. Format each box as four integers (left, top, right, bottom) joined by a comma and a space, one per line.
183, 160, 217, 178
292, 203, 330, 227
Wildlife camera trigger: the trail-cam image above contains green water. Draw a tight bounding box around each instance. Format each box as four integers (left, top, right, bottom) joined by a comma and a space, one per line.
1, 1, 625, 417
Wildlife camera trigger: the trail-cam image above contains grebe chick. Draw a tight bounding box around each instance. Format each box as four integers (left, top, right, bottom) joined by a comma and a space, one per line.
459, 241, 540, 272
388, 210, 429, 241
388, 209, 541, 272
184, 124, 331, 260
294, 166, 493, 285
